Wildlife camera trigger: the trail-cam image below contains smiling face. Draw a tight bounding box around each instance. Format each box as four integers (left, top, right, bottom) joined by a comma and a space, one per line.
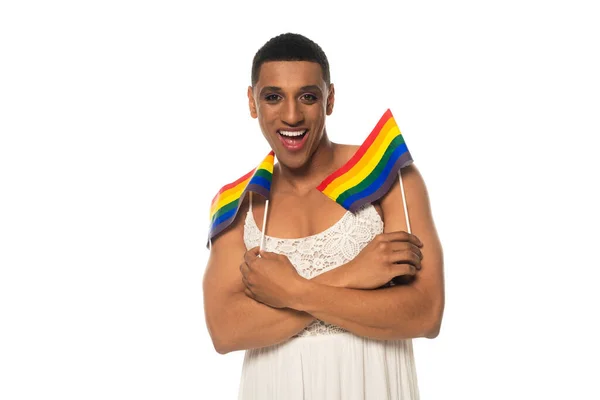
247, 61, 335, 170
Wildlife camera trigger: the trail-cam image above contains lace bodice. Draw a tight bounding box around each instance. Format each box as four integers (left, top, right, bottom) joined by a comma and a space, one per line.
243, 197, 384, 337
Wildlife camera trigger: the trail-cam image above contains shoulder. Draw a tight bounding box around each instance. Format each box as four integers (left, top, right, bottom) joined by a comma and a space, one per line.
331, 143, 361, 167
209, 192, 250, 249
208, 157, 263, 246
340, 143, 361, 157
331, 143, 387, 219
377, 163, 433, 233
208, 147, 276, 248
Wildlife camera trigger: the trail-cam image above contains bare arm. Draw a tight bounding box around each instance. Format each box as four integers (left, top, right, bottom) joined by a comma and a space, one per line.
290, 164, 445, 340
202, 198, 351, 354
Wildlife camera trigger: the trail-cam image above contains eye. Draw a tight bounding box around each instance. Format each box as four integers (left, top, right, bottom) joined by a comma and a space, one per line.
264, 94, 281, 102
301, 94, 318, 102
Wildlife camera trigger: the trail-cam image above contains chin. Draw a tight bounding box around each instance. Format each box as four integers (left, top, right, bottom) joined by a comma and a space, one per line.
274, 150, 311, 170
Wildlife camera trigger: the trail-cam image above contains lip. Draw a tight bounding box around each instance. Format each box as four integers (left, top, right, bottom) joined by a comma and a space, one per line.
277, 129, 309, 152
277, 128, 308, 133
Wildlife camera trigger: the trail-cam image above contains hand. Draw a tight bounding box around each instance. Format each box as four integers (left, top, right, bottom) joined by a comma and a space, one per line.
240, 246, 306, 309
341, 231, 424, 290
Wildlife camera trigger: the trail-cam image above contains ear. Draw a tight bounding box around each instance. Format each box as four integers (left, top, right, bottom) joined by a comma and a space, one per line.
247, 86, 258, 119
326, 83, 335, 115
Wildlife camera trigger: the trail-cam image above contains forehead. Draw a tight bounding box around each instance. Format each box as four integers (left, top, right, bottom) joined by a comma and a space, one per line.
256, 61, 325, 89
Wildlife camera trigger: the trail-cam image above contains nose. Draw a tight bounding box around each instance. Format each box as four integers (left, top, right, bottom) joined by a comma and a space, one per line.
281, 99, 304, 126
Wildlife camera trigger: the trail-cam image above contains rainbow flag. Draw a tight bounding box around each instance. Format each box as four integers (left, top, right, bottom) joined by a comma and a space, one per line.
317, 109, 413, 212
207, 151, 274, 247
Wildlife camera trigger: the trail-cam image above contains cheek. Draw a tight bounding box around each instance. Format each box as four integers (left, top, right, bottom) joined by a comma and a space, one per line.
256, 105, 277, 121
311, 117, 325, 135
310, 109, 326, 127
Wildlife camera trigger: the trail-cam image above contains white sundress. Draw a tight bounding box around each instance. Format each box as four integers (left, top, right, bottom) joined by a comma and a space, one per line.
238, 195, 421, 400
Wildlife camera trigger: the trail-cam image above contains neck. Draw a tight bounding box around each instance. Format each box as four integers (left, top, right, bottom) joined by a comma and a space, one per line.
275, 131, 338, 194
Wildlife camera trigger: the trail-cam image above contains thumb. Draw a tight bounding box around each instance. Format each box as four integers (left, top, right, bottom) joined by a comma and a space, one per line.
249, 246, 266, 259
244, 246, 260, 263
248, 246, 261, 255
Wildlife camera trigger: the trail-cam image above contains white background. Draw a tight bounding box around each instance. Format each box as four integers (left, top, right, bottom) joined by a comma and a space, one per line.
1, 0, 599, 399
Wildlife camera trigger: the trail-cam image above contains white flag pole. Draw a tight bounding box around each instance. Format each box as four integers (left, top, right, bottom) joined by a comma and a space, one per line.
259, 199, 269, 252
259, 152, 275, 254
398, 169, 411, 234
398, 166, 417, 388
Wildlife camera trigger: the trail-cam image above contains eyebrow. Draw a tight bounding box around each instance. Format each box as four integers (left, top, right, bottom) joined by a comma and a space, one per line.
259, 85, 323, 96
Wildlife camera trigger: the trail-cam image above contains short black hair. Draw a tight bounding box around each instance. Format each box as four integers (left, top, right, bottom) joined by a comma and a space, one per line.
251, 33, 330, 87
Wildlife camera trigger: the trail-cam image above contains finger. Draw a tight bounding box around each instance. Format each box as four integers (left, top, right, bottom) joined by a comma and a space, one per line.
244, 287, 254, 298
389, 250, 422, 269
258, 249, 275, 259
242, 274, 250, 288
392, 263, 417, 277
388, 242, 423, 260
244, 247, 260, 264
240, 261, 251, 277
381, 231, 423, 247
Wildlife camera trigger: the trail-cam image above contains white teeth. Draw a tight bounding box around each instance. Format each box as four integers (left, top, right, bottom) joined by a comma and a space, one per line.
279, 130, 306, 137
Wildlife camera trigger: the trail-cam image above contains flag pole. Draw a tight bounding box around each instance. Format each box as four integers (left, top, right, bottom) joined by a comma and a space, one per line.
259, 151, 274, 252
398, 169, 411, 234
260, 199, 269, 251
398, 167, 417, 395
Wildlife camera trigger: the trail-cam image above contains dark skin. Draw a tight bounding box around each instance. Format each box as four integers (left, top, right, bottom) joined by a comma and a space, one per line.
240, 61, 443, 328
248, 60, 335, 180
201, 60, 444, 354
245, 61, 382, 239
243, 58, 420, 280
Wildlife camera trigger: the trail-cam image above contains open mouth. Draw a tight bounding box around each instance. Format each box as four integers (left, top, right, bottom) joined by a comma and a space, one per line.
278, 129, 308, 139
277, 129, 309, 151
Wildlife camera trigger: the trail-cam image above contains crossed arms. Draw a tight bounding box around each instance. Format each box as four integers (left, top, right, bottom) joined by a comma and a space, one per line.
203, 164, 444, 354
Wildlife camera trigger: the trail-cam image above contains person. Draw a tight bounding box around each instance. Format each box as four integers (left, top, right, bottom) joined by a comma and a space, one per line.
202, 32, 445, 400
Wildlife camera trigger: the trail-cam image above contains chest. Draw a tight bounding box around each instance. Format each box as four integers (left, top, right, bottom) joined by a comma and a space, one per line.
245, 192, 384, 278
250, 190, 383, 240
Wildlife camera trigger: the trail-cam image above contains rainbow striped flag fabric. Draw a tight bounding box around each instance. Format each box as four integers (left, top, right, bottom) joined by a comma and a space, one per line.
207, 151, 274, 247
317, 109, 413, 212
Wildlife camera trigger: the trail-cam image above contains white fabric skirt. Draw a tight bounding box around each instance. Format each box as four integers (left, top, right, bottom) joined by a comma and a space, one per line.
237, 332, 420, 400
